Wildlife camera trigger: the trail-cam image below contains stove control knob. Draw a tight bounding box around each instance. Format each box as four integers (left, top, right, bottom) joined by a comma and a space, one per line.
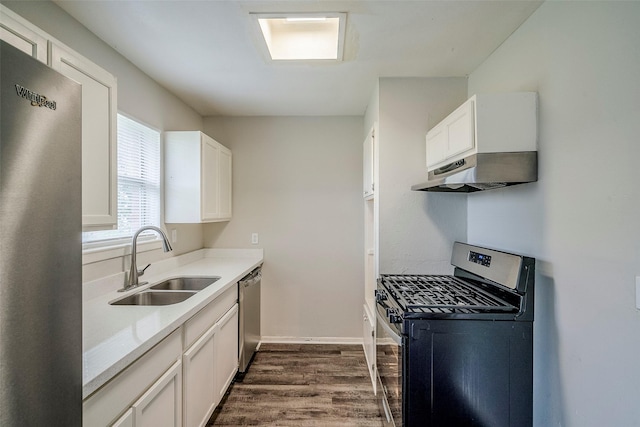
375, 289, 388, 302
387, 308, 403, 324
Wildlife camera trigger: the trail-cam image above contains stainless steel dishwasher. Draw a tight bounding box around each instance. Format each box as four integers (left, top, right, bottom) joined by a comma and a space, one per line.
238, 265, 262, 373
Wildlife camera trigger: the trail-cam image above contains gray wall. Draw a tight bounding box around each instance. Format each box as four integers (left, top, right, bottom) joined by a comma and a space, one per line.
377, 78, 468, 274
203, 116, 364, 340
2, 1, 206, 282
467, 2, 640, 425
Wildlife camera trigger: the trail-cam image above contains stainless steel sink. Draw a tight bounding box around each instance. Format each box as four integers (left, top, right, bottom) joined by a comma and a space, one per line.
149, 276, 220, 291
111, 290, 196, 306
109, 276, 220, 306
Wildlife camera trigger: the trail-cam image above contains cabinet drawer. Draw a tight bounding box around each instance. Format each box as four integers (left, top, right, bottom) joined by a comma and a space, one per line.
184, 285, 237, 349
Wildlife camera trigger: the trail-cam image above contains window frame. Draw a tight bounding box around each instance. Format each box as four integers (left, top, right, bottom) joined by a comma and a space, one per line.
81, 113, 164, 262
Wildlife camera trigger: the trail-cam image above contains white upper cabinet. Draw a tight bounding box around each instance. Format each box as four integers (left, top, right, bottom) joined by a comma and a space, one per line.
1, 5, 118, 230
201, 137, 220, 220
51, 43, 118, 230
425, 121, 449, 170
444, 99, 475, 160
426, 92, 537, 171
165, 131, 233, 223
0, 5, 48, 63
218, 145, 232, 220
363, 126, 375, 199
182, 285, 237, 427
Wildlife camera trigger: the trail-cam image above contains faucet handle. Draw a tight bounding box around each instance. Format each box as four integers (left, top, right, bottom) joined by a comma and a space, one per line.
138, 263, 151, 276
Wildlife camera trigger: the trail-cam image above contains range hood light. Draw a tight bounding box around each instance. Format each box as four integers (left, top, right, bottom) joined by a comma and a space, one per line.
444, 184, 465, 190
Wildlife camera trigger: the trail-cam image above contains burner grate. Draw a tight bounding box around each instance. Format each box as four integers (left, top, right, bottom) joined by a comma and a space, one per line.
381, 275, 517, 314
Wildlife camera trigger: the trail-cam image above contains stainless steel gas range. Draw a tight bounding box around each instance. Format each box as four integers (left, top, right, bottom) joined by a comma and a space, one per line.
375, 242, 535, 427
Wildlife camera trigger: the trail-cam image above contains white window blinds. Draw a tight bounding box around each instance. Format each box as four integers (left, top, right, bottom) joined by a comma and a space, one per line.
83, 114, 161, 244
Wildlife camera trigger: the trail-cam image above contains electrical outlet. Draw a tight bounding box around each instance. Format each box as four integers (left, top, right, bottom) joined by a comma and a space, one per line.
171, 229, 178, 244
251, 233, 259, 245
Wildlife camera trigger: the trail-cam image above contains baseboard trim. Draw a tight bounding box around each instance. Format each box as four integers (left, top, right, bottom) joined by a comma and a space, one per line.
260, 336, 364, 345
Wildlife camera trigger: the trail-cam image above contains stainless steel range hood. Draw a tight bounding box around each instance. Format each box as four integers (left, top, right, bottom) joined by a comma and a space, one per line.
411, 151, 537, 193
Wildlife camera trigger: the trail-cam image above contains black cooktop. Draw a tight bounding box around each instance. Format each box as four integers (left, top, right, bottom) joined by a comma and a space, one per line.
379, 274, 519, 315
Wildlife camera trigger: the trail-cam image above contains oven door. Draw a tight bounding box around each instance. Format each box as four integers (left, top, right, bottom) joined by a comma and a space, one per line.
376, 306, 403, 427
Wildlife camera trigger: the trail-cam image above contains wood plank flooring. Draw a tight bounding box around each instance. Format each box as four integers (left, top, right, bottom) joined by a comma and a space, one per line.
207, 344, 384, 426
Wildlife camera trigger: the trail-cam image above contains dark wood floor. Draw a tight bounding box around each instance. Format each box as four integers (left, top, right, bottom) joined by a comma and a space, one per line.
207, 343, 384, 426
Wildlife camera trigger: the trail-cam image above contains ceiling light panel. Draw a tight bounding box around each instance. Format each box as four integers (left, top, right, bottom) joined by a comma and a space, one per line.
253, 13, 346, 61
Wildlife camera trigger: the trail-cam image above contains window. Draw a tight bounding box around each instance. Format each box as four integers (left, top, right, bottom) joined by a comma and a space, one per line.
83, 114, 161, 245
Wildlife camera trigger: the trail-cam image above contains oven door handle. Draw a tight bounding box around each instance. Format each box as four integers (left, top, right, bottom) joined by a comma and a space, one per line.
376, 311, 403, 346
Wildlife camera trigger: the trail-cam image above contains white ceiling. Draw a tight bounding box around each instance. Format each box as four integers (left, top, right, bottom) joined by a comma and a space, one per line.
53, 0, 543, 117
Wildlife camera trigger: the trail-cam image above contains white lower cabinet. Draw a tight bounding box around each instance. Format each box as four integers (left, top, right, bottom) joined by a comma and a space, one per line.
213, 304, 239, 404
112, 409, 133, 427
183, 320, 218, 427
362, 304, 376, 392
83, 286, 240, 427
109, 360, 183, 427
183, 303, 238, 427
83, 329, 183, 427
133, 360, 182, 427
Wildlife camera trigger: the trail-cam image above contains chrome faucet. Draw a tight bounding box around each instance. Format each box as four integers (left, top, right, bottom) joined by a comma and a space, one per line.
120, 226, 173, 292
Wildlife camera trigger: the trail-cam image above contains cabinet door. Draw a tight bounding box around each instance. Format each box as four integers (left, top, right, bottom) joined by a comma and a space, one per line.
363, 126, 375, 198
214, 304, 239, 404
362, 305, 376, 392
50, 42, 117, 229
201, 135, 220, 221
426, 123, 448, 169
183, 325, 217, 427
446, 99, 475, 159
132, 360, 182, 427
112, 409, 134, 427
0, 5, 47, 62
218, 145, 232, 220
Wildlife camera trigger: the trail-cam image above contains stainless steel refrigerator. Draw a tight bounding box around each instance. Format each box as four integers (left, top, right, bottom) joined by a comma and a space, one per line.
1, 40, 82, 426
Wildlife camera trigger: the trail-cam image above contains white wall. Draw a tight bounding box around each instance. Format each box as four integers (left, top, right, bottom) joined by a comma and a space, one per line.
377, 78, 468, 274
2, 1, 206, 282
202, 116, 364, 341
467, 2, 640, 426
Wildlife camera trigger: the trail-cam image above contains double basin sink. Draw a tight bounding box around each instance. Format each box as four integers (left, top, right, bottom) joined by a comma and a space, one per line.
111, 277, 220, 306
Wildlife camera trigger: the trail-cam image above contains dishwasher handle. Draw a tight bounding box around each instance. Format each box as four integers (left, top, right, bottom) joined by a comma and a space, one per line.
240, 268, 262, 288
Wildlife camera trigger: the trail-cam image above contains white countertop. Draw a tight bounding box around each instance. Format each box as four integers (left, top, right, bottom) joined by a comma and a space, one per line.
82, 248, 263, 399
